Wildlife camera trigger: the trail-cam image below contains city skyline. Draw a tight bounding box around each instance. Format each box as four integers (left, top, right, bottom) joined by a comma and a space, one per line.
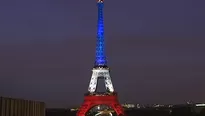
0, 0, 205, 108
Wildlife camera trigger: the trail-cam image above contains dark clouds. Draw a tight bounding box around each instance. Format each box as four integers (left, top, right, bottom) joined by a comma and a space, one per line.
0, 0, 205, 108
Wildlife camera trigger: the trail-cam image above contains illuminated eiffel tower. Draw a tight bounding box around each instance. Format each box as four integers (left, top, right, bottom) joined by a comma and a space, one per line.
76, 0, 125, 116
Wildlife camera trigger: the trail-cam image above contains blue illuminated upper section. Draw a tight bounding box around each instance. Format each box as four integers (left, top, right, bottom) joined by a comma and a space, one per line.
95, 1, 107, 67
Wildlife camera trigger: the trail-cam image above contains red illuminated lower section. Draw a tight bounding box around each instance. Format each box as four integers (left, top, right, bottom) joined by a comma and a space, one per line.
77, 93, 125, 116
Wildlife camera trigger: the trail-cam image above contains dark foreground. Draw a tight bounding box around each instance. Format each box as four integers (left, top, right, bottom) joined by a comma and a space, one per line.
46, 106, 205, 116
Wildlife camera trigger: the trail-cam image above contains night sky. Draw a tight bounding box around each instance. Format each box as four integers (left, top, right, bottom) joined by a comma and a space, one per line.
0, 0, 205, 108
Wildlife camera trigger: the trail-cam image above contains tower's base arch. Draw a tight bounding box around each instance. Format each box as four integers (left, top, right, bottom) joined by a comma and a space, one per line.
77, 93, 125, 116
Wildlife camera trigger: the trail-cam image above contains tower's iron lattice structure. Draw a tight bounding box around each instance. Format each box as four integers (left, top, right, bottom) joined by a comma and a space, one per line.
95, 0, 106, 66
88, 0, 114, 94
77, 0, 125, 116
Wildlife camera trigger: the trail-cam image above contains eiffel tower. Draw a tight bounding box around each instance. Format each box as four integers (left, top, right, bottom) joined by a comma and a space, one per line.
77, 0, 125, 116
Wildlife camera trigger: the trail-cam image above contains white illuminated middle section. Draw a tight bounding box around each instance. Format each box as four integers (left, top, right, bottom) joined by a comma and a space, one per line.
88, 67, 114, 93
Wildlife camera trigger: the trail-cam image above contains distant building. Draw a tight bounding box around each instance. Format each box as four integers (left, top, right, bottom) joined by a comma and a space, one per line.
0, 96, 45, 116
122, 103, 135, 109
194, 103, 205, 114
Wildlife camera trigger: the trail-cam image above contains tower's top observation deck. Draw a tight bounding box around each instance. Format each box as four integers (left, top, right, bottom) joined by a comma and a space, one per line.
97, 0, 104, 3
